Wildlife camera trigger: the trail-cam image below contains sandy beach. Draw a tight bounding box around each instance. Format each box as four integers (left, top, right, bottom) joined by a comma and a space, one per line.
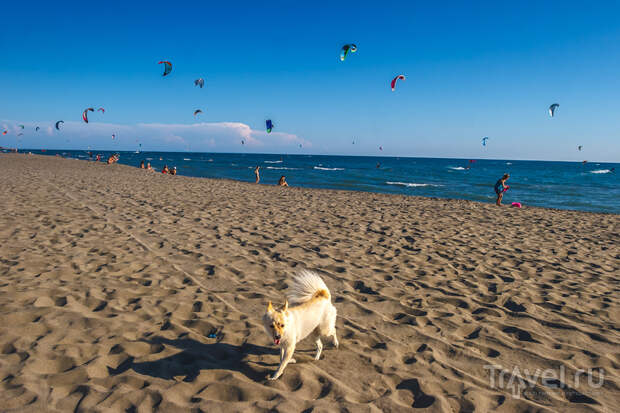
0, 153, 618, 412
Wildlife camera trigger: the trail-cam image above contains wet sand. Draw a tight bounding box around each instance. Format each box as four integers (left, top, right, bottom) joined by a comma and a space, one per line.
0, 153, 618, 412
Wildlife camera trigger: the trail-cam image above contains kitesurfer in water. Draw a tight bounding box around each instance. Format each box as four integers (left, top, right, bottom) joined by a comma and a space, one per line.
494, 174, 510, 206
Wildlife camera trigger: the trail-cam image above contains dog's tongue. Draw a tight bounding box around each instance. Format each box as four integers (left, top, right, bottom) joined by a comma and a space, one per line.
274, 338, 280, 345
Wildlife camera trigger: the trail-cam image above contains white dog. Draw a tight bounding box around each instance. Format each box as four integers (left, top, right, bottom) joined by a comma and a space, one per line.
262, 270, 339, 380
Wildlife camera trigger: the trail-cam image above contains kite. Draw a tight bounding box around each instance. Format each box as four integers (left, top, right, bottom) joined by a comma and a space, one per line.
2, 130, 7, 135
193, 109, 203, 116
241, 140, 245, 145
112, 134, 116, 140
55, 120, 64, 130
98, 108, 105, 113
340, 44, 357, 61
159, 61, 172, 76
391, 75, 405, 91
549, 103, 559, 117
18, 125, 24, 129
379, 146, 383, 151
482, 137, 489, 146
578, 145, 582, 151
194, 78, 204, 88
82, 108, 94, 123
266, 119, 274, 133
35, 126, 40, 131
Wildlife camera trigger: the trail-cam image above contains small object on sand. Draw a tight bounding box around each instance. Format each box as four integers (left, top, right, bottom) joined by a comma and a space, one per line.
511, 202, 521, 208
207, 332, 217, 338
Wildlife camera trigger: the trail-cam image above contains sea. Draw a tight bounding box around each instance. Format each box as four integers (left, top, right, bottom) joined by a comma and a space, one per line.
13, 149, 619, 214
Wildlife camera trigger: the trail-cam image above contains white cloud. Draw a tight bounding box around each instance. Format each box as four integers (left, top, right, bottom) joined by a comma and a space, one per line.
0, 120, 310, 152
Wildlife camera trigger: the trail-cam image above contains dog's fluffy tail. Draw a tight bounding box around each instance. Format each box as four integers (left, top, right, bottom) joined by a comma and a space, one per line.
286, 270, 330, 305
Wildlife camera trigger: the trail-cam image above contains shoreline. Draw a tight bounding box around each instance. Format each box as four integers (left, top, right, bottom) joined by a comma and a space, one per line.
9, 152, 619, 216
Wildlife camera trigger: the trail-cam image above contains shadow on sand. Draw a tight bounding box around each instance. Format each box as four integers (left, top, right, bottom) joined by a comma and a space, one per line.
107, 336, 277, 382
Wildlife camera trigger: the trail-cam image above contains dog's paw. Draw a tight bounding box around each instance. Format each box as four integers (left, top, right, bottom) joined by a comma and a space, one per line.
289, 358, 296, 364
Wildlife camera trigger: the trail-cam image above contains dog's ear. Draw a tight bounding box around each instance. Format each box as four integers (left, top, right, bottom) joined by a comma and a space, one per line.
283, 300, 288, 312
267, 301, 274, 313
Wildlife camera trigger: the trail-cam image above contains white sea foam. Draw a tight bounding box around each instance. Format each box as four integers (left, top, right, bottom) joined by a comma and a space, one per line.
183, 158, 191, 161
590, 169, 611, 174
449, 166, 466, 170
266, 166, 301, 170
264, 160, 283, 164
386, 181, 443, 187
506, 162, 512, 165
314, 166, 344, 171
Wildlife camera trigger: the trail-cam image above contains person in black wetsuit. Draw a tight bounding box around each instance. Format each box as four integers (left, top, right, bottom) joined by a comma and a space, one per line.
494, 173, 510, 206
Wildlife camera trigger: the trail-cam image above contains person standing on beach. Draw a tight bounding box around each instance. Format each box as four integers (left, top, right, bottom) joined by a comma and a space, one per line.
140, 161, 145, 169
494, 173, 510, 206
254, 166, 260, 183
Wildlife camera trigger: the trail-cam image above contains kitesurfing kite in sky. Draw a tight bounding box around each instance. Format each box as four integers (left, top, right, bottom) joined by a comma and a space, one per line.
482, 137, 489, 146
340, 44, 357, 61
55, 120, 64, 130
391, 75, 405, 91
194, 78, 204, 88
159, 61, 172, 76
549, 103, 559, 117
82, 108, 94, 123
193, 109, 203, 117
266, 119, 274, 133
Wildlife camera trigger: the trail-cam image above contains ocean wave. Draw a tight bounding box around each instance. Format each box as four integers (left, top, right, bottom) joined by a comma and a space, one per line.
264, 160, 283, 164
506, 162, 512, 165
590, 169, 611, 174
386, 181, 443, 187
314, 166, 344, 171
449, 166, 466, 170
183, 158, 191, 161
266, 166, 300, 170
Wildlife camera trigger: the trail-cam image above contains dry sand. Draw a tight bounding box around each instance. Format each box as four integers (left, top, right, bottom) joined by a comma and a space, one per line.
0, 153, 618, 412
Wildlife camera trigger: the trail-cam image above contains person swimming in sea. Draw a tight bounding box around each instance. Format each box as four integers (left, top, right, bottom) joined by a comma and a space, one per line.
494, 173, 510, 206
278, 176, 289, 187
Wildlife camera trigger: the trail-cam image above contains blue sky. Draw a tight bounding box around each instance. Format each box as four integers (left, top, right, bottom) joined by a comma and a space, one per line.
1, 1, 620, 161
